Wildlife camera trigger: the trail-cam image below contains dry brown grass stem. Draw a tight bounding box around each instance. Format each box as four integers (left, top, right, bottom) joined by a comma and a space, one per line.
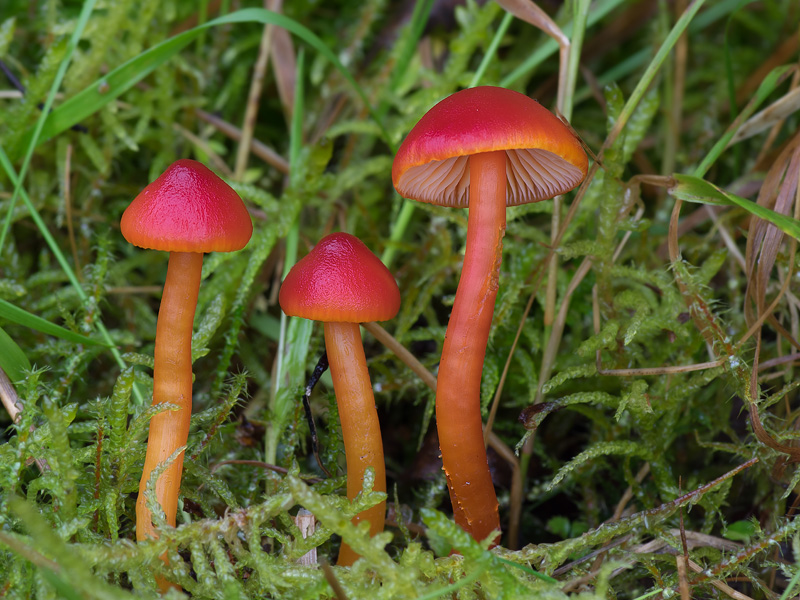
593, 284, 726, 377
234, 0, 282, 181
270, 26, 297, 120
705, 205, 746, 270
106, 286, 163, 294
195, 109, 289, 174
495, 0, 569, 113
743, 139, 800, 400
361, 321, 516, 464
0, 367, 23, 424
735, 33, 799, 108
63, 143, 80, 279
736, 244, 796, 351
0, 368, 49, 472
361, 321, 435, 391
757, 351, 800, 372
611, 463, 650, 522
731, 86, 800, 147
662, 0, 688, 177
495, 0, 571, 339
755, 70, 800, 166
320, 560, 349, 600
685, 559, 754, 600
676, 555, 691, 600
172, 123, 232, 177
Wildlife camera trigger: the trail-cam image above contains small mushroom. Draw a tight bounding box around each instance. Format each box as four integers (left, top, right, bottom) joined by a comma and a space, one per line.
122, 159, 252, 589
392, 86, 588, 544
279, 232, 400, 566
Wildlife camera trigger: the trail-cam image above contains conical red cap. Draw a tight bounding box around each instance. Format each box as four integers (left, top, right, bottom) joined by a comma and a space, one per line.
121, 159, 253, 253
279, 233, 400, 323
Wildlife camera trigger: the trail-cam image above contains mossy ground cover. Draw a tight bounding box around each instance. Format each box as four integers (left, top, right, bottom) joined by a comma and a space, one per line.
1, 0, 800, 597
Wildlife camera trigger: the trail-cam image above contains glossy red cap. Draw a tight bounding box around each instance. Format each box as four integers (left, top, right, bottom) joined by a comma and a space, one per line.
392, 86, 588, 208
121, 159, 253, 253
279, 233, 400, 323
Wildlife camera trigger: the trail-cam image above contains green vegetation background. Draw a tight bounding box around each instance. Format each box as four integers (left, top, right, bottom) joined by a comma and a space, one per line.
1, 0, 799, 597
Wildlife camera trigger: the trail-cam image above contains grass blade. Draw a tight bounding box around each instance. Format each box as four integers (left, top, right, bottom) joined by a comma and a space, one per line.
0, 299, 109, 347
670, 173, 800, 242
14, 8, 387, 153
0, 325, 31, 383
0, 147, 141, 402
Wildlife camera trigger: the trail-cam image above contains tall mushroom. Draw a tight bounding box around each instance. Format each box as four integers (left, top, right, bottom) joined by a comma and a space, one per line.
392, 86, 588, 544
122, 159, 252, 588
279, 232, 400, 566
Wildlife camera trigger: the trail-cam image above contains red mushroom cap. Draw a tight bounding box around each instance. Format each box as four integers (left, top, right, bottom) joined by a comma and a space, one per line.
392, 86, 588, 208
121, 159, 253, 253
279, 233, 400, 323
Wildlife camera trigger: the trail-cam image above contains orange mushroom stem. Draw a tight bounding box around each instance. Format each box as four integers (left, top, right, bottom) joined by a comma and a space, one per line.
392, 87, 588, 544
435, 150, 506, 543
135, 251, 202, 543
324, 321, 387, 566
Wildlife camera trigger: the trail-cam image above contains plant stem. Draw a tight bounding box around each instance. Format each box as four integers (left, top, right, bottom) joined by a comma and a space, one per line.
436, 150, 504, 544
324, 321, 386, 566
136, 252, 202, 590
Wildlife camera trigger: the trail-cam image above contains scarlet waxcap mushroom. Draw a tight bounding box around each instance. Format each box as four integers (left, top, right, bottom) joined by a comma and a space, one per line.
125, 159, 252, 592
279, 232, 400, 323
279, 232, 398, 566
392, 86, 588, 546
122, 159, 253, 253
392, 86, 588, 207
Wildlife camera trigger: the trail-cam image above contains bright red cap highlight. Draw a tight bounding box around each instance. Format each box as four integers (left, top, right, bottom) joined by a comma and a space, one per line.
392, 86, 588, 207
121, 159, 253, 253
279, 233, 400, 323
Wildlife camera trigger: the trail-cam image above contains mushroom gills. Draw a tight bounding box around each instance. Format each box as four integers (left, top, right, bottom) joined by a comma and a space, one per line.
397, 149, 585, 208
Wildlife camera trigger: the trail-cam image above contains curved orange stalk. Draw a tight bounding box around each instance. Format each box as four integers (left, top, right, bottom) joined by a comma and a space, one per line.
324, 321, 386, 566
136, 251, 203, 591
436, 150, 504, 544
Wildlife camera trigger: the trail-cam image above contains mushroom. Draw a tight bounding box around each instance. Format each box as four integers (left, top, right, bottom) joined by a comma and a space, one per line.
122, 159, 252, 588
279, 232, 400, 566
392, 86, 588, 544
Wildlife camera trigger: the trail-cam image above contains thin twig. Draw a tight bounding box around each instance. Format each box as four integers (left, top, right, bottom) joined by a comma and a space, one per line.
685, 558, 754, 600
63, 143, 81, 279
234, 0, 281, 180
320, 560, 349, 599
0, 368, 50, 473
0, 366, 24, 423
592, 284, 726, 376
172, 123, 233, 177
676, 555, 690, 600
301, 352, 332, 477
705, 205, 746, 270
210, 459, 324, 483
106, 286, 163, 294
362, 321, 436, 391
195, 109, 289, 174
